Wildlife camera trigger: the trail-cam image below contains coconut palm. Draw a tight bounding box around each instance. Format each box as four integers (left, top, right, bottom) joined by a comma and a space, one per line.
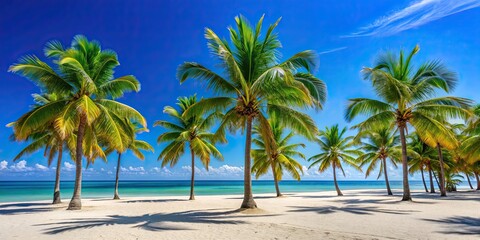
8, 93, 69, 204
461, 105, 480, 165
251, 115, 305, 197
155, 95, 223, 200
345, 45, 472, 200
177, 16, 325, 208
408, 134, 439, 193
113, 121, 153, 200
356, 127, 401, 195
9, 35, 146, 210
308, 125, 362, 196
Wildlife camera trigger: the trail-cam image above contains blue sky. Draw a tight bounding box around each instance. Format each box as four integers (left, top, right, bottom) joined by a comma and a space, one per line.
0, 0, 479, 181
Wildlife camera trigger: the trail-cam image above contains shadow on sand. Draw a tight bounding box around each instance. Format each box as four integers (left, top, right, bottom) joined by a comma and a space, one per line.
288, 205, 419, 215
35, 208, 276, 234
0, 202, 60, 215
423, 216, 480, 236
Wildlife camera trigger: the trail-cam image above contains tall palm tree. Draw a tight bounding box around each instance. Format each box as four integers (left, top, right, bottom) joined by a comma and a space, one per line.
308, 125, 362, 196
345, 45, 472, 201
155, 95, 223, 200
251, 115, 305, 197
408, 134, 439, 193
9, 93, 69, 204
9, 35, 146, 210
356, 127, 401, 195
113, 121, 153, 200
177, 15, 326, 208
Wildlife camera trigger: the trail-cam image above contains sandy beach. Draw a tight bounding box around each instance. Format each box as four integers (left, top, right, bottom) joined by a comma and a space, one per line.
0, 189, 478, 240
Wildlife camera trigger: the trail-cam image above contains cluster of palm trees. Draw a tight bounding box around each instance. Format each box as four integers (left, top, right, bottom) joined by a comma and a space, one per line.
8, 15, 480, 211
9, 36, 152, 210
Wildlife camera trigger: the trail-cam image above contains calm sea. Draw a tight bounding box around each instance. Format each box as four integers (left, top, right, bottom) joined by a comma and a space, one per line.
0, 180, 454, 203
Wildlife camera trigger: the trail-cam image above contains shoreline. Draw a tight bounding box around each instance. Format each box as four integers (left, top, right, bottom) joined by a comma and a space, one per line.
1, 189, 479, 239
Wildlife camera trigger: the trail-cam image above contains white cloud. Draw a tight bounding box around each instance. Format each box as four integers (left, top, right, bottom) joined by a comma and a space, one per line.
64, 162, 75, 171
0, 160, 8, 171
346, 0, 480, 37
35, 164, 49, 171
9, 160, 33, 172
318, 47, 347, 55
181, 164, 244, 177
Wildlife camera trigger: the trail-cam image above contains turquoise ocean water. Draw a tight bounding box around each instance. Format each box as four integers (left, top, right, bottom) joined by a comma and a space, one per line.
0, 180, 457, 203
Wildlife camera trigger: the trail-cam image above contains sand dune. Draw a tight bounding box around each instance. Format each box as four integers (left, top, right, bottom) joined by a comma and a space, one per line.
0, 189, 479, 239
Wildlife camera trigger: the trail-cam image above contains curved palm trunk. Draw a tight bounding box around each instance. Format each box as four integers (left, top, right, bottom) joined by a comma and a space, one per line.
333, 161, 343, 196
398, 125, 411, 201
67, 113, 86, 210
189, 145, 195, 200
113, 153, 122, 200
420, 167, 428, 193
382, 157, 393, 195
465, 173, 473, 190
271, 163, 282, 197
433, 171, 441, 190
52, 143, 63, 204
241, 117, 257, 209
428, 168, 435, 193
475, 172, 480, 190
436, 145, 447, 197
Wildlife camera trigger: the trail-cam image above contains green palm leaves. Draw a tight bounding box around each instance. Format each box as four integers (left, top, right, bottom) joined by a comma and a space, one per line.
178, 15, 325, 208
345, 45, 472, 200
9, 35, 146, 210
251, 116, 305, 197
309, 125, 361, 196
155, 95, 223, 200
357, 127, 400, 195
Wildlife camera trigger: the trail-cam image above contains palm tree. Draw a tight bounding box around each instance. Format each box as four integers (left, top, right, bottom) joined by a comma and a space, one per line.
308, 125, 362, 196
9, 93, 69, 204
408, 134, 439, 193
356, 127, 401, 195
251, 115, 305, 197
345, 45, 472, 200
155, 95, 223, 200
461, 105, 480, 172
113, 121, 153, 200
177, 16, 325, 208
9, 35, 146, 210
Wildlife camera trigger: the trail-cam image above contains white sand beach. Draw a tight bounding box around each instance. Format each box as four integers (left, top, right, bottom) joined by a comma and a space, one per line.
0, 189, 478, 240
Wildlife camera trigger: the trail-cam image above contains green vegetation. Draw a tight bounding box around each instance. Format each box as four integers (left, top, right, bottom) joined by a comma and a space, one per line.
308, 125, 362, 196
155, 95, 223, 200
7, 16, 480, 211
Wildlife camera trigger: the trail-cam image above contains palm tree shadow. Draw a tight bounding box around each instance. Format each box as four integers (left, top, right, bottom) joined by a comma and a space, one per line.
0, 202, 61, 215
123, 199, 188, 204
423, 216, 480, 235
36, 208, 276, 234
288, 205, 418, 215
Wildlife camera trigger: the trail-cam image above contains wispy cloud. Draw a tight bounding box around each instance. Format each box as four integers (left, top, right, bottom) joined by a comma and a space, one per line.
346, 0, 480, 37
318, 47, 347, 55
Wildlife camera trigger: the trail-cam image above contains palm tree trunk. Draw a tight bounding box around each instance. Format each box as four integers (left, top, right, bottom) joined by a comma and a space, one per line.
241, 117, 257, 209
382, 157, 393, 195
465, 173, 473, 190
436, 145, 447, 197
67, 113, 86, 210
433, 171, 441, 190
271, 163, 282, 197
189, 145, 195, 200
398, 125, 411, 201
52, 143, 63, 204
420, 166, 428, 193
475, 172, 480, 190
428, 168, 435, 193
113, 153, 122, 200
333, 161, 343, 196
